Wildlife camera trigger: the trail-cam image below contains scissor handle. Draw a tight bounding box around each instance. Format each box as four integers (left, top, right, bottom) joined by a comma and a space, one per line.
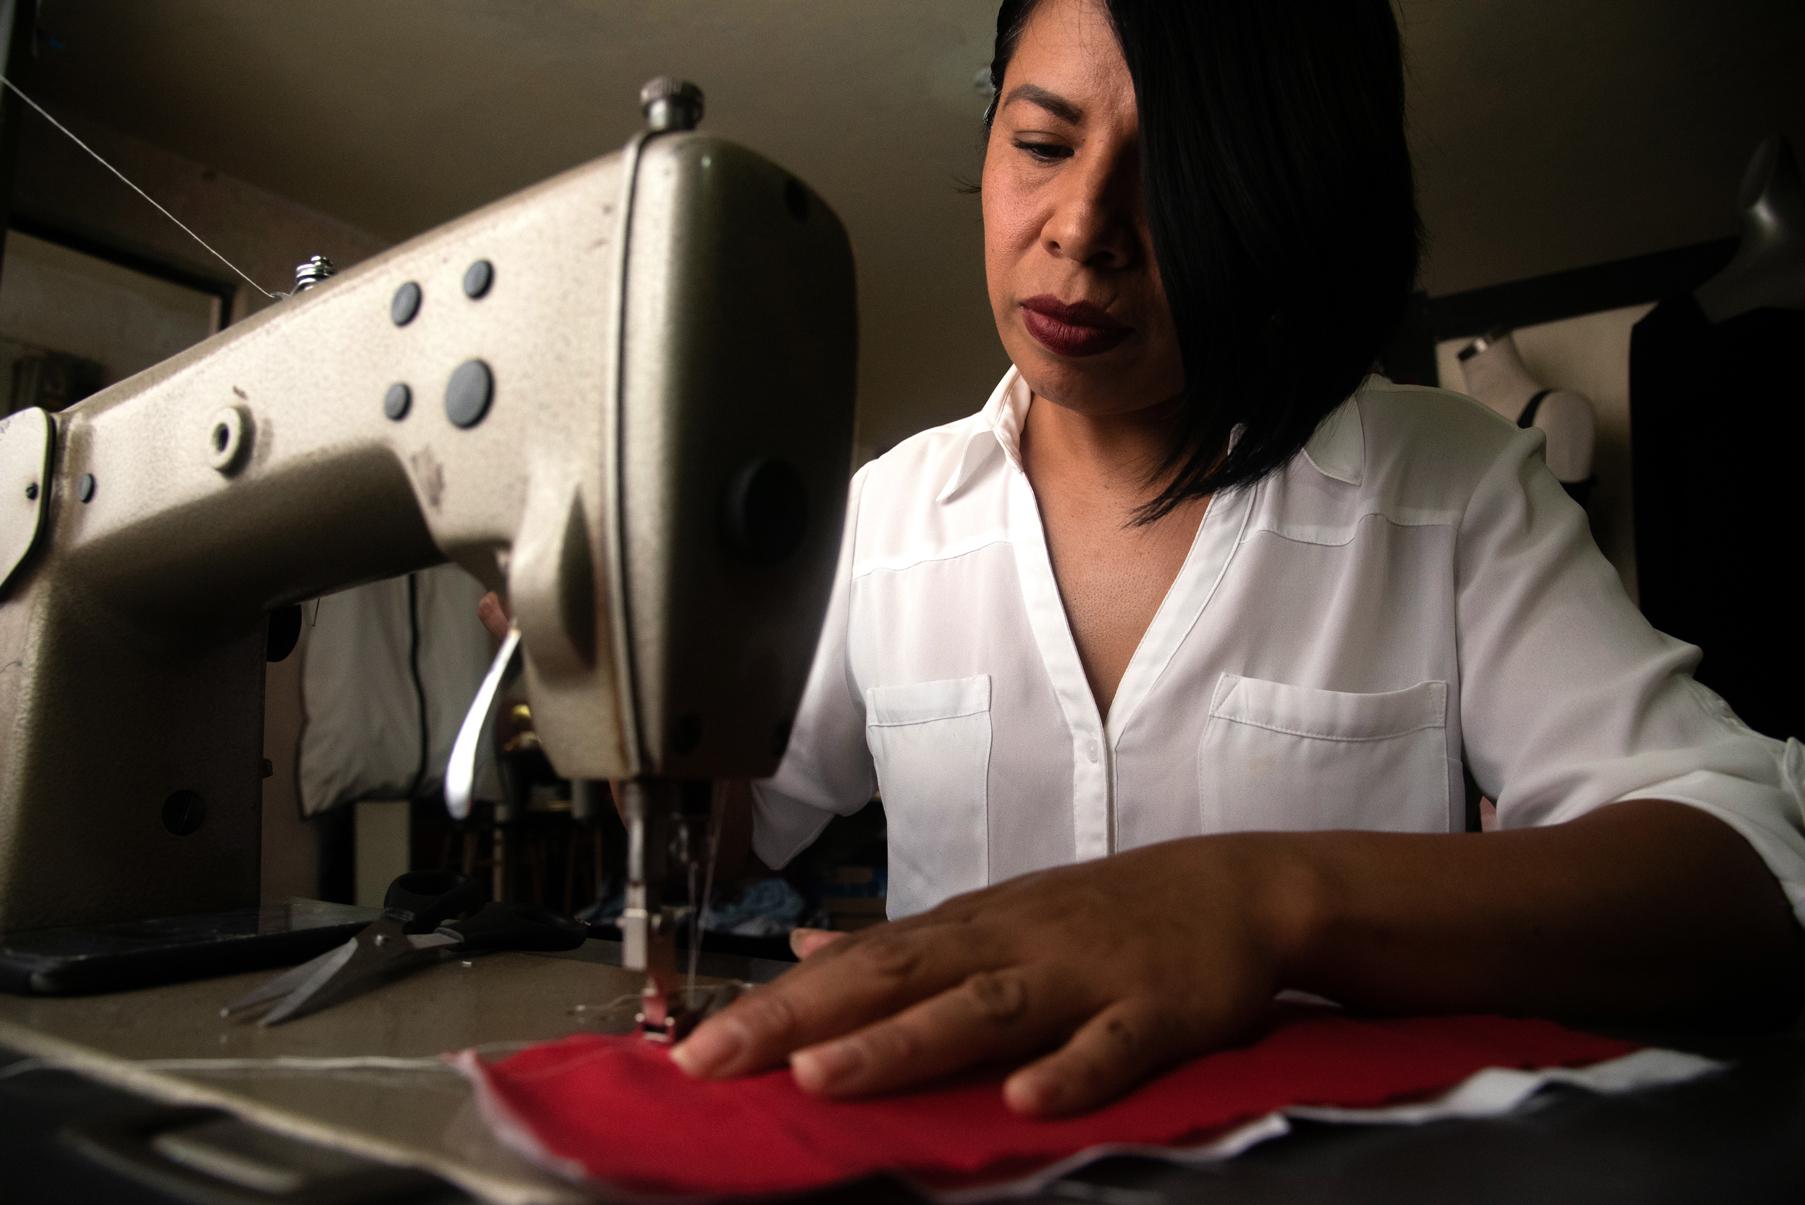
382, 869, 485, 932
443, 902, 587, 953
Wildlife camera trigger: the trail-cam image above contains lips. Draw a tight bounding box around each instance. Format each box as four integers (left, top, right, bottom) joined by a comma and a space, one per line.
1019, 296, 1131, 358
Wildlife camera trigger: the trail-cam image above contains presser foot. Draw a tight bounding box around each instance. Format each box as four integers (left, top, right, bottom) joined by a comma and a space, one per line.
637, 979, 747, 1043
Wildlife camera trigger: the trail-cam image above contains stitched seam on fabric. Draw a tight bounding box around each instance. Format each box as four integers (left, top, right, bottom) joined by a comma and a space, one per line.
1451, 420, 1530, 559
982, 710, 995, 885
1208, 714, 1445, 742
867, 708, 988, 728
1107, 482, 1257, 743
841, 466, 870, 713
1241, 510, 1453, 549
1002, 470, 1108, 860
1441, 752, 1456, 831
1449, 428, 1530, 767
852, 535, 1012, 581
1301, 394, 1363, 484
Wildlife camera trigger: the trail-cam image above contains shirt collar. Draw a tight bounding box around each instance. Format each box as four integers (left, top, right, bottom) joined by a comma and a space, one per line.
937, 366, 1028, 503
1302, 386, 1366, 486
937, 367, 1367, 503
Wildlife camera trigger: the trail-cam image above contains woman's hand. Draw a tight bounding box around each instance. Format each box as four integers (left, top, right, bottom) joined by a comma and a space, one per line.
674, 806, 1805, 1116
672, 838, 1303, 1115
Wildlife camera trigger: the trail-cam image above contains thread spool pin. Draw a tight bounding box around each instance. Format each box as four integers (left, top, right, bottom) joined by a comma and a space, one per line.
293, 254, 335, 293
639, 78, 703, 133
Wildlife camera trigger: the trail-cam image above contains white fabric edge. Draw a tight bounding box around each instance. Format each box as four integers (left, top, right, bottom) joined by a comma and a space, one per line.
453, 1052, 597, 1194
918, 1047, 1722, 1203
928, 1114, 1292, 1204
1288, 1046, 1723, 1125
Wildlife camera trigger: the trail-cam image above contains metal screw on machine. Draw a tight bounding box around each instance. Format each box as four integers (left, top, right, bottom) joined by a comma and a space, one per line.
639, 77, 704, 132
292, 254, 335, 293
207, 406, 253, 475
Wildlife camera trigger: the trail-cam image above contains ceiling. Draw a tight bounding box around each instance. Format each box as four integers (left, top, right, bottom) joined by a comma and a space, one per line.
12, 0, 1805, 448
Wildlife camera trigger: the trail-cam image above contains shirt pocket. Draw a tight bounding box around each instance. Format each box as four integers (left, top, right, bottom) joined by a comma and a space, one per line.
865, 675, 992, 917
1199, 674, 1450, 833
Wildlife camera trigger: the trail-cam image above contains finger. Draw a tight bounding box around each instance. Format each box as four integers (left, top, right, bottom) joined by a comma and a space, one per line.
790, 966, 1077, 1097
671, 920, 987, 1079
476, 592, 510, 641
1002, 1000, 1186, 1117
789, 928, 847, 959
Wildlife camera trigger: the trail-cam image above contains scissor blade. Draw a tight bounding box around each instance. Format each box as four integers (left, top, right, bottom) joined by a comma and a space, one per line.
407, 933, 460, 950
220, 938, 357, 1020
257, 940, 361, 1026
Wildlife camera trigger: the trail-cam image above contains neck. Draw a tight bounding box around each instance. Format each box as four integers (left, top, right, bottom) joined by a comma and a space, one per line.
1020, 392, 1184, 504
1458, 334, 1543, 416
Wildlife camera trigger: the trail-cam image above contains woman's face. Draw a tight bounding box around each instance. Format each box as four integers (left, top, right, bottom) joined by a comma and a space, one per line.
981, 0, 1183, 419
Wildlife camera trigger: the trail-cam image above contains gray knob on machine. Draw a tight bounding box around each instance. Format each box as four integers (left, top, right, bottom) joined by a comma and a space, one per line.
640, 77, 704, 133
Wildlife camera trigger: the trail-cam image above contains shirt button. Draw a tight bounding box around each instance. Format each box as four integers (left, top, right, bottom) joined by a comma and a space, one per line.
1087, 740, 1100, 763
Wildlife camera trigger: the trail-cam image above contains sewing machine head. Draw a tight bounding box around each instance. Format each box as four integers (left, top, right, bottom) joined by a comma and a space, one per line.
0, 79, 857, 964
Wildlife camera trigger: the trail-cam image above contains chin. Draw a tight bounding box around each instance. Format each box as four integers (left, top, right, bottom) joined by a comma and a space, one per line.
1010, 339, 1158, 418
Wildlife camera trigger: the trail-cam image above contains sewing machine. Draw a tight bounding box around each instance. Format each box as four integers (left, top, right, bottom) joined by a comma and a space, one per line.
0, 79, 856, 1038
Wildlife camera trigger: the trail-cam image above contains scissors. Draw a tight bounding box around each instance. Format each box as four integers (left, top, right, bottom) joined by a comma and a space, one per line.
222, 869, 586, 1026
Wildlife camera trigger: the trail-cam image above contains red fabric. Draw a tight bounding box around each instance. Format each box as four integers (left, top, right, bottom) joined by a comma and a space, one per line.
464, 1009, 1636, 1197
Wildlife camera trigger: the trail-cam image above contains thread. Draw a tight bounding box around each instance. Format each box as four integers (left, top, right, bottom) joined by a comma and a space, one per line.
0, 72, 286, 300
686, 781, 728, 998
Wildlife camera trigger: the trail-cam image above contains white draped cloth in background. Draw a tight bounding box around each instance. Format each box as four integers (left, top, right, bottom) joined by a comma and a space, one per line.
297, 564, 496, 815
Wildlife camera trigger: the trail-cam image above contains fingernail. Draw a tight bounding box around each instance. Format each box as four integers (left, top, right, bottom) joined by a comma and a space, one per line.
1004, 1071, 1056, 1115
671, 1020, 744, 1077
791, 1040, 861, 1092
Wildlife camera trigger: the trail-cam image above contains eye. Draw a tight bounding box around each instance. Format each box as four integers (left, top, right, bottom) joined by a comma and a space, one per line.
1012, 139, 1071, 164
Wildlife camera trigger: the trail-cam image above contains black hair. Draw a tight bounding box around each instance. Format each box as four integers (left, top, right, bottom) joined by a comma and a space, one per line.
985, 0, 1421, 522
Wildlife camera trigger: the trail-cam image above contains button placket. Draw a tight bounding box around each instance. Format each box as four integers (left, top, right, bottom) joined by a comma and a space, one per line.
1005, 468, 1112, 863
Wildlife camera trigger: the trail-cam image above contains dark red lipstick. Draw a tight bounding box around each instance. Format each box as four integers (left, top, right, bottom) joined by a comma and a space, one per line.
1019, 296, 1132, 357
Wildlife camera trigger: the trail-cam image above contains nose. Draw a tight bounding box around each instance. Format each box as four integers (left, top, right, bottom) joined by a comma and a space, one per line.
1042, 152, 1138, 271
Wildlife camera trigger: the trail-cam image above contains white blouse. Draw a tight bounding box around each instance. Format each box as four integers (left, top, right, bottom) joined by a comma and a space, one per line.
751, 368, 1805, 922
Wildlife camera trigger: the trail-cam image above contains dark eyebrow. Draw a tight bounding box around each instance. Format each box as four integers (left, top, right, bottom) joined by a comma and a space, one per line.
1001, 83, 1083, 125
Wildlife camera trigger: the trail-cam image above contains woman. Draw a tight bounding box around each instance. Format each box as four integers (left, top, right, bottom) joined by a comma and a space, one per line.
500, 0, 1805, 1115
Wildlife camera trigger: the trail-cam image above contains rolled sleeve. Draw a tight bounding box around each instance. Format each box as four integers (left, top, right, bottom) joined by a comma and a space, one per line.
1457, 427, 1805, 924
749, 465, 877, 869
